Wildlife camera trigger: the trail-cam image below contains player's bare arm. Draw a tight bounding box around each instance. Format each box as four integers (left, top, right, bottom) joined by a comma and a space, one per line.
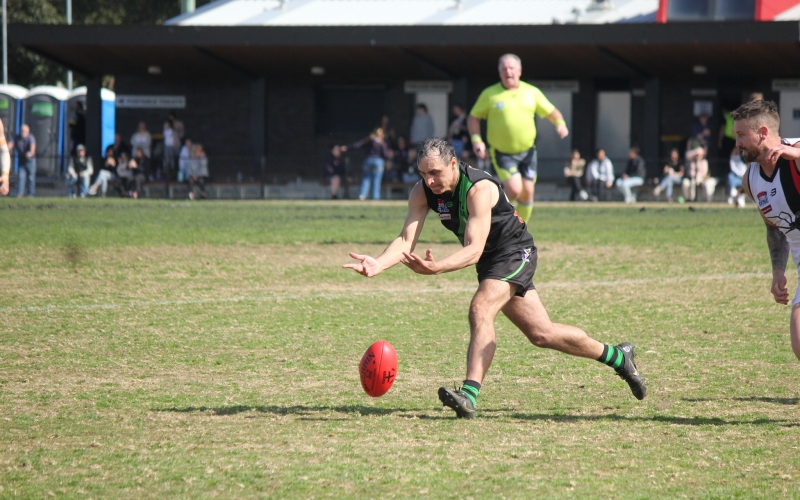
402, 180, 496, 275
343, 182, 428, 278
766, 223, 790, 305
546, 109, 569, 139
466, 115, 485, 159
764, 143, 800, 168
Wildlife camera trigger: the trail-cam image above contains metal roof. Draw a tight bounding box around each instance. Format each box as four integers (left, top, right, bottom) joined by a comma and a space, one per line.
166, 0, 658, 26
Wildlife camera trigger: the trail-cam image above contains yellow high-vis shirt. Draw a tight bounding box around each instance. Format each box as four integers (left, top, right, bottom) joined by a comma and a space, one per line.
469, 81, 556, 154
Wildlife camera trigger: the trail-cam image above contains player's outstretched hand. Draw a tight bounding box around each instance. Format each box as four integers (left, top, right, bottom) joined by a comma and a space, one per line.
343, 252, 383, 278
771, 272, 789, 305
765, 144, 800, 168
401, 249, 438, 275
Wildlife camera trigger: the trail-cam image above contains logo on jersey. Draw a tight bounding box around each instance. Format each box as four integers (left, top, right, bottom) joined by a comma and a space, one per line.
495, 102, 505, 109
771, 188, 777, 196
757, 191, 772, 214
437, 199, 451, 220
521, 248, 532, 263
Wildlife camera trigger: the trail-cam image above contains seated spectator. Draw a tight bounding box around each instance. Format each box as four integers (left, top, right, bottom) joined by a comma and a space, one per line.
67, 144, 93, 198
112, 132, 131, 162
586, 148, 613, 202
402, 148, 420, 184
188, 143, 208, 200
178, 138, 193, 183
683, 147, 716, 202
615, 147, 646, 204
129, 148, 149, 199
116, 151, 135, 197
324, 144, 345, 199
89, 146, 117, 197
728, 148, 747, 208
653, 148, 684, 202
130, 121, 152, 158
563, 149, 587, 201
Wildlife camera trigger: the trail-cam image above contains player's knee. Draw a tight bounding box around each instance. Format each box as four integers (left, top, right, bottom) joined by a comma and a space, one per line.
468, 301, 494, 327
525, 326, 554, 348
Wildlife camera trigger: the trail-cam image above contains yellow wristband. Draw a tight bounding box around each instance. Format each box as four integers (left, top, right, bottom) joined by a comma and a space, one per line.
554, 119, 566, 126
470, 134, 483, 144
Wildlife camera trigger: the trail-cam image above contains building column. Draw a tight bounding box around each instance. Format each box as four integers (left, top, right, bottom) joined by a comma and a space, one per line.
250, 77, 266, 182
85, 76, 103, 167
642, 77, 660, 175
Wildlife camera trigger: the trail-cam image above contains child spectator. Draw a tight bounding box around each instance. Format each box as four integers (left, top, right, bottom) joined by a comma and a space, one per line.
178, 138, 193, 183
188, 143, 208, 200
324, 144, 346, 199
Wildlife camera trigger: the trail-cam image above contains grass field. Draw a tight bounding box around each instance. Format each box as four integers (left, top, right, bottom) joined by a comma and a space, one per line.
1, 198, 799, 499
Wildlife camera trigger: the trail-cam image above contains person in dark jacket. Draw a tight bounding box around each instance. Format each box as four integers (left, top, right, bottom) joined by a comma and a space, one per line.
615, 146, 646, 204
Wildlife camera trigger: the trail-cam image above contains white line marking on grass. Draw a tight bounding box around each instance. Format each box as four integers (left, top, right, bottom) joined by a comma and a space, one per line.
1, 272, 771, 314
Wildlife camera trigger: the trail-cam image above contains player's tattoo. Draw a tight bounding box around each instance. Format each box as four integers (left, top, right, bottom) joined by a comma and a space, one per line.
766, 224, 789, 272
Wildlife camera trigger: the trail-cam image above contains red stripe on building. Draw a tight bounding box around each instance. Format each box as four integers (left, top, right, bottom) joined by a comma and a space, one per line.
755, 0, 800, 21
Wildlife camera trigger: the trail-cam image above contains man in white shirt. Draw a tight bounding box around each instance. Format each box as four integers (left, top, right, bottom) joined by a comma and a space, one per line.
586, 148, 614, 202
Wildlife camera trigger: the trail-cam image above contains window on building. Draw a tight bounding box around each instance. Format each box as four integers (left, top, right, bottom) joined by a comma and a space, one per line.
315, 86, 385, 136
668, 0, 754, 21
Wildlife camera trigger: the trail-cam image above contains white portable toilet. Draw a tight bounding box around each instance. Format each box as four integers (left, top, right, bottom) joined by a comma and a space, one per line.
25, 86, 69, 176
67, 86, 116, 154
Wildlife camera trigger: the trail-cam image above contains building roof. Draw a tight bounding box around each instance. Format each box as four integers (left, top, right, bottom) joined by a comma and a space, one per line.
166, 0, 658, 26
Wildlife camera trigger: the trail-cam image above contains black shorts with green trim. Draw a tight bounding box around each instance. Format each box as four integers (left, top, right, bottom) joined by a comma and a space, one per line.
476, 245, 538, 297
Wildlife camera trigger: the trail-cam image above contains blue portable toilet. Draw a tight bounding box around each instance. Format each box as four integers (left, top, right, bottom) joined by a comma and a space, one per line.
67, 86, 116, 154
25, 86, 69, 176
0, 84, 27, 172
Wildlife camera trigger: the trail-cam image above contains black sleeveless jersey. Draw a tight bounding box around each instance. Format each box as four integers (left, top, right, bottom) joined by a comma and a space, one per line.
422, 162, 534, 261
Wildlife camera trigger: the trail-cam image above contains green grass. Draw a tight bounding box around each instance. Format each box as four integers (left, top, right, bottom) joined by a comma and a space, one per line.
1, 198, 799, 499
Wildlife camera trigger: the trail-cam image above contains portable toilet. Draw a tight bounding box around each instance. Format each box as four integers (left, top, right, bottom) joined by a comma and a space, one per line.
67, 86, 116, 154
0, 85, 27, 172
25, 86, 69, 176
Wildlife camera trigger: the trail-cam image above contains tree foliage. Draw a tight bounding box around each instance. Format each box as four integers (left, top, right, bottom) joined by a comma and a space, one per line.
8, 0, 215, 88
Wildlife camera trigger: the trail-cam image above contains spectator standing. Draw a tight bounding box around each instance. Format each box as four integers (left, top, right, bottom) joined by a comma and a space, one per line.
168, 112, 185, 143
468, 54, 569, 223
563, 149, 586, 201
129, 148, 149, 199
718, 107, 737, 160
188, 143, 209, 200
448, 104, 469, 159
67, 144, 93, 198
178, 138, 193, 182
0, 119, 9, 196
586, 148, 614, 202
130, 121, 152, 158
409, 103, 435, 147
111, 133, 131, 162
684, 147, 716, 202
727, 148, 747, 208
89, 146, 118, 197
162, 120, 178, 177
615, 147, 646, 204
10, 124, 36, 197
324, 144, 346, 199
653, 149, 685, 202
348, 127, 391, 201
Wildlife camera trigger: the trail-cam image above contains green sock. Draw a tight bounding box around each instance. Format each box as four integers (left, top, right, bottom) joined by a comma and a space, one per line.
460, 380, 481, 407
598, 344, 624, 371
516, 201, 533, 224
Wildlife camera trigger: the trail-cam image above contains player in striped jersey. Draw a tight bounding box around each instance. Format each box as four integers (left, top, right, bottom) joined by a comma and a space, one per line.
735, 99, 800, 360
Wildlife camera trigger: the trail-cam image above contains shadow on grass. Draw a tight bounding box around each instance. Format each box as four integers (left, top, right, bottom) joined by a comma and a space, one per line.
509, 413, 800, 427
152, 404, 513, 420
682, 397, 799, 406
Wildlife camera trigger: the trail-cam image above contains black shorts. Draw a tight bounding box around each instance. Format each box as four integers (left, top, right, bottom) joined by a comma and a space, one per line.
490, 147, 538, 182
476, 245, 537, 297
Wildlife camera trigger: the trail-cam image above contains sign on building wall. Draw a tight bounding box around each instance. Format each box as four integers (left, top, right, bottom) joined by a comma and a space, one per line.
116, 95, 186, 109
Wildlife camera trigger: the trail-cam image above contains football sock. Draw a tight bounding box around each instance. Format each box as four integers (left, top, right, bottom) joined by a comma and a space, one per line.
460, 380, 481, 407
516, 201, 533, 223
598, 344, 624, 371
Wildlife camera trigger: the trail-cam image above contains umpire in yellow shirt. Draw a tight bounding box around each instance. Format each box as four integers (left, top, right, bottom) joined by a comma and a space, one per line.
468, 54, 569, 223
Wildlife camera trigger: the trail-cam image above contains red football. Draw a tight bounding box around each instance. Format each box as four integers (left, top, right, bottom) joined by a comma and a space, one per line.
359, 340, 398, 397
